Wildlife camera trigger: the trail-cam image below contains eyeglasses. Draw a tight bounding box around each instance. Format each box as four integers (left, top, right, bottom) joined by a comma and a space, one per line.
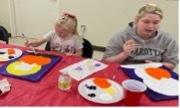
63, 12, 76, 18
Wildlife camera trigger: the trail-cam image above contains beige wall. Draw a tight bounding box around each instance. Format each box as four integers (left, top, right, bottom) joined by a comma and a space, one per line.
0, 0, 11, 31
0, 0, 178, 47
60, 0, 178, 47
13, 0, 60, 38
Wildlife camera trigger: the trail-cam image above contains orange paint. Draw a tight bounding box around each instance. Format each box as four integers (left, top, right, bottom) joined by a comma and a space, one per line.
93, 77, 111, 88
7, 48, 15, 55
145, 67, 171, 80
19, 55, 51, 65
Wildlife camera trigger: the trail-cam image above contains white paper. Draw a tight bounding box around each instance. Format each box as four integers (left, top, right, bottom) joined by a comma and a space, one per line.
60, 59, 108, 81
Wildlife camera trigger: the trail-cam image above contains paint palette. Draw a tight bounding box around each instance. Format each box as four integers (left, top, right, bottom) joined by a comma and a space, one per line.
0, 48, 22, 62
78, 77, 124, 104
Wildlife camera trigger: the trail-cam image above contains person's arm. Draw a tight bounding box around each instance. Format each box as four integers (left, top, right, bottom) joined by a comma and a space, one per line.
74, 49, 83, 56
24, 38, 46, 47
69, 36, 83, 57
145, 60, 176, 70
162, 62, 175, 70
161, 35, 178, 70
103, 40, 139, 63
103, 52, 128, 63
65, 49, 82, 57
24, 31, 54, 47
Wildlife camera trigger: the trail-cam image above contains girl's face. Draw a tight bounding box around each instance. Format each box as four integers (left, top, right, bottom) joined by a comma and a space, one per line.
136, 13, 161, 39
55, 26, 72, 38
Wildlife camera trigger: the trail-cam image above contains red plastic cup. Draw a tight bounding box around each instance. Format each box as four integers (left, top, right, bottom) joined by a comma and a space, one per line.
122, 79, 147, 106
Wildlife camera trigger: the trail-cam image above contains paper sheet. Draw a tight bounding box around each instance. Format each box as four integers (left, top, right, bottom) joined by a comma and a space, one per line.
60, 59, 108, 81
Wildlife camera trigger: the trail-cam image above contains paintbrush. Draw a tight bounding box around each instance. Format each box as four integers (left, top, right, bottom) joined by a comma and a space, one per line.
22, 33, 37, 55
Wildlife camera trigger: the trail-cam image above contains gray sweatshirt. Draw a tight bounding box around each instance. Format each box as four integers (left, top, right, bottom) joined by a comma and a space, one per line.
102, 22, 178, 65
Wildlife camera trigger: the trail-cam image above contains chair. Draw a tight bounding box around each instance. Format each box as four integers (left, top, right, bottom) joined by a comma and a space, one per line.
82, 38, 93, 58
45, 41, 51, 51
44, 38, 93, 58
0, 26, 9, 44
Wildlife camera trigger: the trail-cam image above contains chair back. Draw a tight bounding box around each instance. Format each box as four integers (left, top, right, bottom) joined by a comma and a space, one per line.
45, 42, 51, 51
82, 38, 93, 58
0, 26, 9, 44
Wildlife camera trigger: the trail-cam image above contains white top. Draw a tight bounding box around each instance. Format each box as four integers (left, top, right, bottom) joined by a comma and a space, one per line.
43, 30, 83, 53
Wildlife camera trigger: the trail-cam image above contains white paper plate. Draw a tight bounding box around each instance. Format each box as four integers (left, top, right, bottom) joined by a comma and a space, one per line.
78, 78, 124, 104
0, 48, 23, 62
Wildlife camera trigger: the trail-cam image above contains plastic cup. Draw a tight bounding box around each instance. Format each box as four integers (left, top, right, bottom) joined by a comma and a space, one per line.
122, 79, 147, 106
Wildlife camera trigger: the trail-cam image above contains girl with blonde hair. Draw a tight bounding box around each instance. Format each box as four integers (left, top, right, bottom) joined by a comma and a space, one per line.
25, 12, 83, 56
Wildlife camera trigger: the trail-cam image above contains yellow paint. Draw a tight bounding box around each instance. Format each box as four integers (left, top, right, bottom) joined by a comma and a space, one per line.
6, 61, 41, 76
0, 58, 6, 60
104, 87, 116, 94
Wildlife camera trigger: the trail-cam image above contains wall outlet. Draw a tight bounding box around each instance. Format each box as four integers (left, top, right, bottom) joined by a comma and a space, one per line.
80, 25, 86, 32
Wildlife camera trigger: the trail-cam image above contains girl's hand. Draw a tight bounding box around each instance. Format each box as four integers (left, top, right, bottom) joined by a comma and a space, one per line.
65, 52, 74, 56
24, 40, 32, 47
145, 60, 154, 63
123, 40, 138, 56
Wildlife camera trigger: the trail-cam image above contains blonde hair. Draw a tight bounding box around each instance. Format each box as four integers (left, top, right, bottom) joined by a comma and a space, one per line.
135, 3, 163, 22
55, 13, 83, 42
